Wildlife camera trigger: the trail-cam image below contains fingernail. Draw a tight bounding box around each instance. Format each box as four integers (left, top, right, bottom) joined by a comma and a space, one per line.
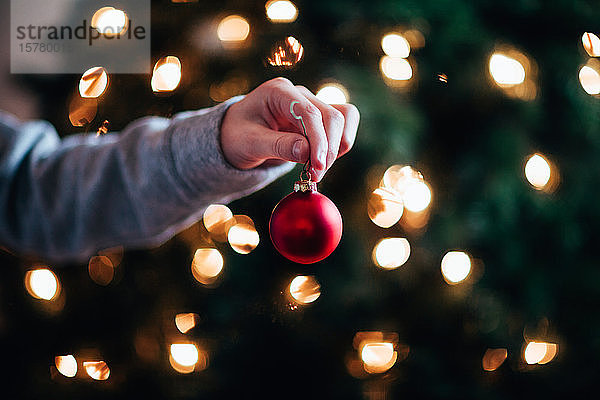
292, 140, 303, 161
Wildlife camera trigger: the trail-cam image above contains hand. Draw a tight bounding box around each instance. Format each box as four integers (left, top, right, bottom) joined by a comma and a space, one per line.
220, 77, 360, 182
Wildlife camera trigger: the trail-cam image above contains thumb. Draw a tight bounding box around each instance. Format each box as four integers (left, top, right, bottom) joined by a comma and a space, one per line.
252, 128, 310, 164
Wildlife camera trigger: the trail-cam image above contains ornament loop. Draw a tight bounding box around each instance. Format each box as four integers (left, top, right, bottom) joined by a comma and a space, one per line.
290, 100, 312, 181
299, 168, 312, 182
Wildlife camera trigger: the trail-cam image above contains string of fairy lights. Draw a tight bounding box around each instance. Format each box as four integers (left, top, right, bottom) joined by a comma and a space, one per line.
19, 0, 598, 384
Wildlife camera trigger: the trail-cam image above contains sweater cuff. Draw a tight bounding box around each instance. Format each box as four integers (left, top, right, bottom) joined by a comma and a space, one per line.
166, 97, 295, 205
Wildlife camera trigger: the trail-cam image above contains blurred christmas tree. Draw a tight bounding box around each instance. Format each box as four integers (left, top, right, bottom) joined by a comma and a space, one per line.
2, 0, 600, 398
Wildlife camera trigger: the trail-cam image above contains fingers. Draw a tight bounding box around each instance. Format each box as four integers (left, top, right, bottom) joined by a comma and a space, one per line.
241, 77, 359, 181
249, 125, 310, 165
295, 86, 345, 174
265, 78, 329, 180
330, 103, 359, 158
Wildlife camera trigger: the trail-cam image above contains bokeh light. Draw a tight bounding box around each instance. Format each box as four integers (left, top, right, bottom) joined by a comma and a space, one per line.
482, 348, 507, 371
441, 251, 471, 284
175, 313, 200, 334
368, 187, 404, 228
403, 29, 425, 49
79, 67, 108, 98
524, 341, 558, 365
151, 56, 182, 92
83, 361, 110, 380
203, 204, 235, 242
265, 0, 298, 23
217, 15, 250, 42
582, 32, 600, 57
489, 53, 526, 86
91, 7, 128, 36
170, 343, 200, 373
191, 248, 224, 285
96, 119, 109, 136
55, 355, 77, 378
380, 56, 413, 81
228, 216, 260, 254
289, 275, 321, 304
25, 268, 60, 300
372, 238, 411, 270
489, 49, 537, 100
352, 332, 407, 376
381, 165, 432, 213
579, 63, 600, 95
381, 33, 410, 58
525, 153, 552, 190
88, 255, 114, 286
361, 342, 397, 374
402, 179, 432, 212
315, 83, 348, 104
69, 96, 97, 127
267, 36, 304, 68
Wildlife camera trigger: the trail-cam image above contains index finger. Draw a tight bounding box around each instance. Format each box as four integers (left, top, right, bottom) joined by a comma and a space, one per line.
266, 78, 328, 181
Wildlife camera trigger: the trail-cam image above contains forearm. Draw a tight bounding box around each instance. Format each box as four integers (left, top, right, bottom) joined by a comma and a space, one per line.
0, 99, 294, 263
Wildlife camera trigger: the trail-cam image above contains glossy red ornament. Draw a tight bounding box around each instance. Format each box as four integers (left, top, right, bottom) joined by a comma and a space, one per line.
269, 181, 343, 264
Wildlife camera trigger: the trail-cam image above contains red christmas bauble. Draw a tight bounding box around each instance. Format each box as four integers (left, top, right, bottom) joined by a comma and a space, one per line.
269, 183, 343, 264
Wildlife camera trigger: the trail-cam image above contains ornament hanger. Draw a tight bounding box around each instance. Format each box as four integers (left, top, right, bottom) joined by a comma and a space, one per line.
290, 100, 312, 182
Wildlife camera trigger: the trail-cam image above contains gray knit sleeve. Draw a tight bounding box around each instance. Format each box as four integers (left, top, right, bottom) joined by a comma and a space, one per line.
0, 98, 295, 263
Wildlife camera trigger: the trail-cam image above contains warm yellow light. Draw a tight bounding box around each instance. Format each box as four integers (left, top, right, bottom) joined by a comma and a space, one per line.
381, 33, 410, 58
582, 32, 600, 57
151, 56, 182, 92
191, 248, 224, 284
91, 7, 128, 36
382, 165, 417, 191
368, 187, 403, 228
265, 0, 298, 23
203, 204, 235, 242
289, 275, 321, 304
316, 84, 348, 104
88, 255, 114, 286
69, 95, 98, 127
524, 341, 546, 364
403, 29, 425, 49
228, 224, 259, 254
380, 56, 413, 81
489, 53, 526, 86
538, 342, 558, 364
175, 313, 200, 334
79, 67, 108, 99
381, 165, 432, 213
361, 342, 397, 374
25, 268, 59, 300
267, 36, 304, 68
441, 251, 471, 284
217, 15, 250, 42
170, 343, 199, 373
525, 153, 552, 189
55, 355, 77, 378
579, 64, 600, 95
372, 238, 411, 270
482, 348, 507, 371
523, 341, 558, 365
403, 180, 432, 212
83, 361, 110, 380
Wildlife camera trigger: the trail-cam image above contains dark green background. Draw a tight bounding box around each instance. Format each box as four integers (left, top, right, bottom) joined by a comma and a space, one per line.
1, 0, 599, 398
